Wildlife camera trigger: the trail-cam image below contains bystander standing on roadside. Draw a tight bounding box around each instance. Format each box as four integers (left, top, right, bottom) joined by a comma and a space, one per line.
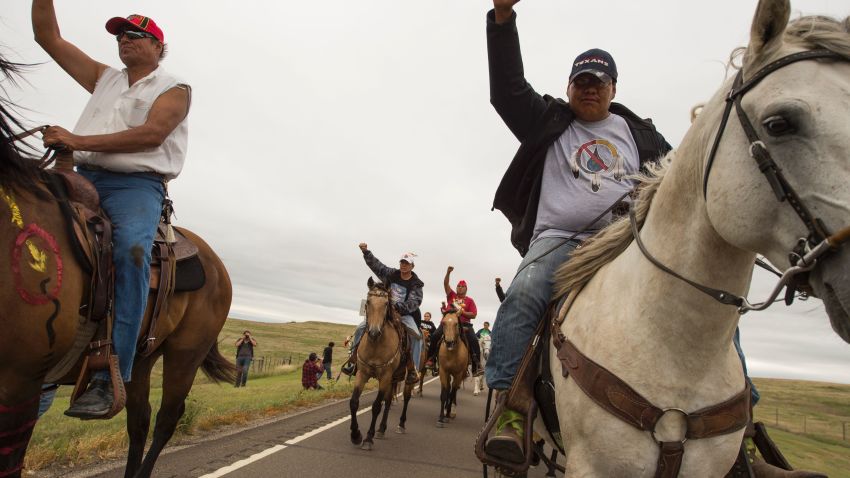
234, 330, 257, 388
322, 342, 335, 380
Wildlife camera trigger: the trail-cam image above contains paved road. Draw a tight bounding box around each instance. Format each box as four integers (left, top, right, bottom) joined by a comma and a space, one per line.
80, 377, 558, 478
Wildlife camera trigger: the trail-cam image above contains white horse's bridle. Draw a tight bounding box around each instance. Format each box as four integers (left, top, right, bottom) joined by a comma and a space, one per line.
634, 49, 850, 314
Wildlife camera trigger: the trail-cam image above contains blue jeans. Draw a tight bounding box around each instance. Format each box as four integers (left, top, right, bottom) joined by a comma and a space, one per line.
735, 328, 760, 405
79, 169, 165, 383
235, 357, 252, 386
323, 362, 332, 379
486, 237, 760, 404
353, 314, 422, 372
487, 238, 580, 390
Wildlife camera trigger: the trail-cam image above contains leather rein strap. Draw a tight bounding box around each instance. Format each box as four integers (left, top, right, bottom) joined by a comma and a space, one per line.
552, 291, 751, 478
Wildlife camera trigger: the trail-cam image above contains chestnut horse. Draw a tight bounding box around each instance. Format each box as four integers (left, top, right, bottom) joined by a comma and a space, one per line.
436, 309, 468, 427
0, 59, 234, 478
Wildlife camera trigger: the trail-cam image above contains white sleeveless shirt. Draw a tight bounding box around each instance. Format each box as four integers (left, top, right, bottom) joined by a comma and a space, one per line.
72, 66, 189, 180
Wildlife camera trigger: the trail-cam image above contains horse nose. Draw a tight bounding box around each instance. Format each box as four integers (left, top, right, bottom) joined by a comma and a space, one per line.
368, 329, 382, 340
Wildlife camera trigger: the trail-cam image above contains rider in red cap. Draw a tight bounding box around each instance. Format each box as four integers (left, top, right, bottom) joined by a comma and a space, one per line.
425, 266, 484, 376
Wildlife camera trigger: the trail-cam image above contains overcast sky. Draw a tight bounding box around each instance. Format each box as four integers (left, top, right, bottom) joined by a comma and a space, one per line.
2, 0, 848, 384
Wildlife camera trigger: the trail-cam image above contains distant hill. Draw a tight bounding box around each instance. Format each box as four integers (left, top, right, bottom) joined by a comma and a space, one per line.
221, 317, 356, 363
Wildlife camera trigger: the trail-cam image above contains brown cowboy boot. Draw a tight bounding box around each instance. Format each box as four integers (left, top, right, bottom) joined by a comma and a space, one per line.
405, 353, 419, 384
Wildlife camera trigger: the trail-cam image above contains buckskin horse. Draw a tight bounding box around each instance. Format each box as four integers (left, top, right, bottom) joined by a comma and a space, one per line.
494, 1, 850, 476
436, 308, 468, 427
0, 59, 235, 478
349, 277, 406, 450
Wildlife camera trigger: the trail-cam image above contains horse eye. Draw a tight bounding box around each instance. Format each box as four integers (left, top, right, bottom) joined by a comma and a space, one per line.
762, 115, 795, 136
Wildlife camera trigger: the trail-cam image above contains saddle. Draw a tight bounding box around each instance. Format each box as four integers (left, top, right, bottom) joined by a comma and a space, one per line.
475, 291, 797, 478
42, 165, 205, 418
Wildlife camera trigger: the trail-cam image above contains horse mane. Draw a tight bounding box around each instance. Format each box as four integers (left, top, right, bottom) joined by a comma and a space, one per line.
553, 154, 672, 298
0, 53, 42, 192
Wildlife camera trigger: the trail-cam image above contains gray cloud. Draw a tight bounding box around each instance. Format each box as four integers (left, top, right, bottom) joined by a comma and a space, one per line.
3, 0, 847, 383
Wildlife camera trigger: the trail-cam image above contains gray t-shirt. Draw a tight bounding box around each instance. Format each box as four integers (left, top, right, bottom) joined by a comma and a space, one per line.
532, 113, 640, 244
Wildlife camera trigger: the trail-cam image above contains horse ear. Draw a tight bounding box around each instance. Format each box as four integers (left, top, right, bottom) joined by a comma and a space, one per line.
746, 0, 790, 67
368, 276, 375, 288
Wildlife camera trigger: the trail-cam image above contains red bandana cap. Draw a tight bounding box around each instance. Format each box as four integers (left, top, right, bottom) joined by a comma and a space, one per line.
457, 280, 467, 288
106, 14, 164, 43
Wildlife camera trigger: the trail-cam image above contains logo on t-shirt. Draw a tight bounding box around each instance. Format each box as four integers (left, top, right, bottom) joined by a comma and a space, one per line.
570, 139, 625, 192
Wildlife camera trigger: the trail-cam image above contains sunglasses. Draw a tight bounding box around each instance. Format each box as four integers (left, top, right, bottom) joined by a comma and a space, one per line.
116, 30, 157, 42
571, 75, 612, 89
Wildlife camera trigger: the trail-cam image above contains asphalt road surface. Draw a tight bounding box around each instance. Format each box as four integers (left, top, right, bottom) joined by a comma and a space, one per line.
76, 376, 559, 478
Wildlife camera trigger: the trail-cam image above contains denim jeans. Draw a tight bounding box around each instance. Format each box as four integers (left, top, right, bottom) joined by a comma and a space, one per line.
735, 328, 761, 405
323, 362, 332, 379
486, 237, 580, 390
235, 357, 252, 387
353, 314, 422, 372
485, 237, 761, 404
79, 169, 165, 383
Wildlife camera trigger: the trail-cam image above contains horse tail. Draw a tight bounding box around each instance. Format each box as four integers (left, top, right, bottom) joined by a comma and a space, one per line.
200, 341, 237, 384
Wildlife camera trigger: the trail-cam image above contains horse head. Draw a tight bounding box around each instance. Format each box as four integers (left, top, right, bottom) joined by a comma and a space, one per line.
365, 277, 391, 341
441, 308, 460, 351
698, 0, 850, 342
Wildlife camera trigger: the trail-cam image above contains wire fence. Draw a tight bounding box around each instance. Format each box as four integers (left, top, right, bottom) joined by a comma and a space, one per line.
754, 407, 850, 442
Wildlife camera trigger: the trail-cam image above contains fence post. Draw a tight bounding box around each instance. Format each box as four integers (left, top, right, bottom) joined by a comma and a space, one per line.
775, 408, 779, 427
844, 422, 846, 441
288, 355, 292, 365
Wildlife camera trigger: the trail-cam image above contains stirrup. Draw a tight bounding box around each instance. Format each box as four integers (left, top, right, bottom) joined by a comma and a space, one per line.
474, 391, 538, 475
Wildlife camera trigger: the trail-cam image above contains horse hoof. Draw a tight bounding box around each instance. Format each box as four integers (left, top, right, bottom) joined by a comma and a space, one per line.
375, 431, 385, 439
473, 391, 480, 396
436, 420, 445, 428
449, 411, 457, 419
351, 431, 362, 445
360, 441, 373, 451
395, 426, 405, 434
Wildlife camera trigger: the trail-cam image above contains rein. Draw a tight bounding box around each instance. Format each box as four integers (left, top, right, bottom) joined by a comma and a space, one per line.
7, 125, 68, 170
635, 49, 850, 314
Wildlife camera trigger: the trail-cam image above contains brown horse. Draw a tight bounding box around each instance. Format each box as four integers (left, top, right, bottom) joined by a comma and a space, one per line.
349, 277, 403, 450
436, 309, 468, 427
0, 59, 234, 478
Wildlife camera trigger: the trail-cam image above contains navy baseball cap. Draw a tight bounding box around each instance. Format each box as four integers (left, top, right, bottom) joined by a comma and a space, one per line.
569, 48, 618, 83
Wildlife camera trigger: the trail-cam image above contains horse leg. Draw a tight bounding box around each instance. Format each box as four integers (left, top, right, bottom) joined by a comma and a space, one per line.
396, 384, 412, 434
123, 353, 159, 478
131, 350, 202, 478
349, 376, 366, 445
437, 384, 448, 427
361, 390, 385, 451
0, 389, 40, 478
376, 388, 392, 439
448, 381, 459, 419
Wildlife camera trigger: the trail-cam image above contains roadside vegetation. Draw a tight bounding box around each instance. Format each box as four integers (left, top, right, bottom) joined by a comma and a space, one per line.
23, 319, 850, 477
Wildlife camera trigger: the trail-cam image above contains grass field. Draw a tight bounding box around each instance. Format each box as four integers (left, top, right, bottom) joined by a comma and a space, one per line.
24, 318, 850, 477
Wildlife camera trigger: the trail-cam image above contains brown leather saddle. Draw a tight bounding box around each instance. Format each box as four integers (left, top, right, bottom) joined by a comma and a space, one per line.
42, 167, 204, 417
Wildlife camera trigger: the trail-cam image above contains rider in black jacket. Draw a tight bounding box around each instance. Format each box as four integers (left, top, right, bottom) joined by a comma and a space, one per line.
484, 0, 672, 466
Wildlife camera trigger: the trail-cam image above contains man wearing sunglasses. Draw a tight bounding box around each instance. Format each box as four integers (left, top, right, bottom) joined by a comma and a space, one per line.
32, 1, 191, 420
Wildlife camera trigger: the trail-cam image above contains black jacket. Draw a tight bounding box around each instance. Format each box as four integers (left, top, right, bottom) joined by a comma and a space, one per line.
487, 10, 672, 256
